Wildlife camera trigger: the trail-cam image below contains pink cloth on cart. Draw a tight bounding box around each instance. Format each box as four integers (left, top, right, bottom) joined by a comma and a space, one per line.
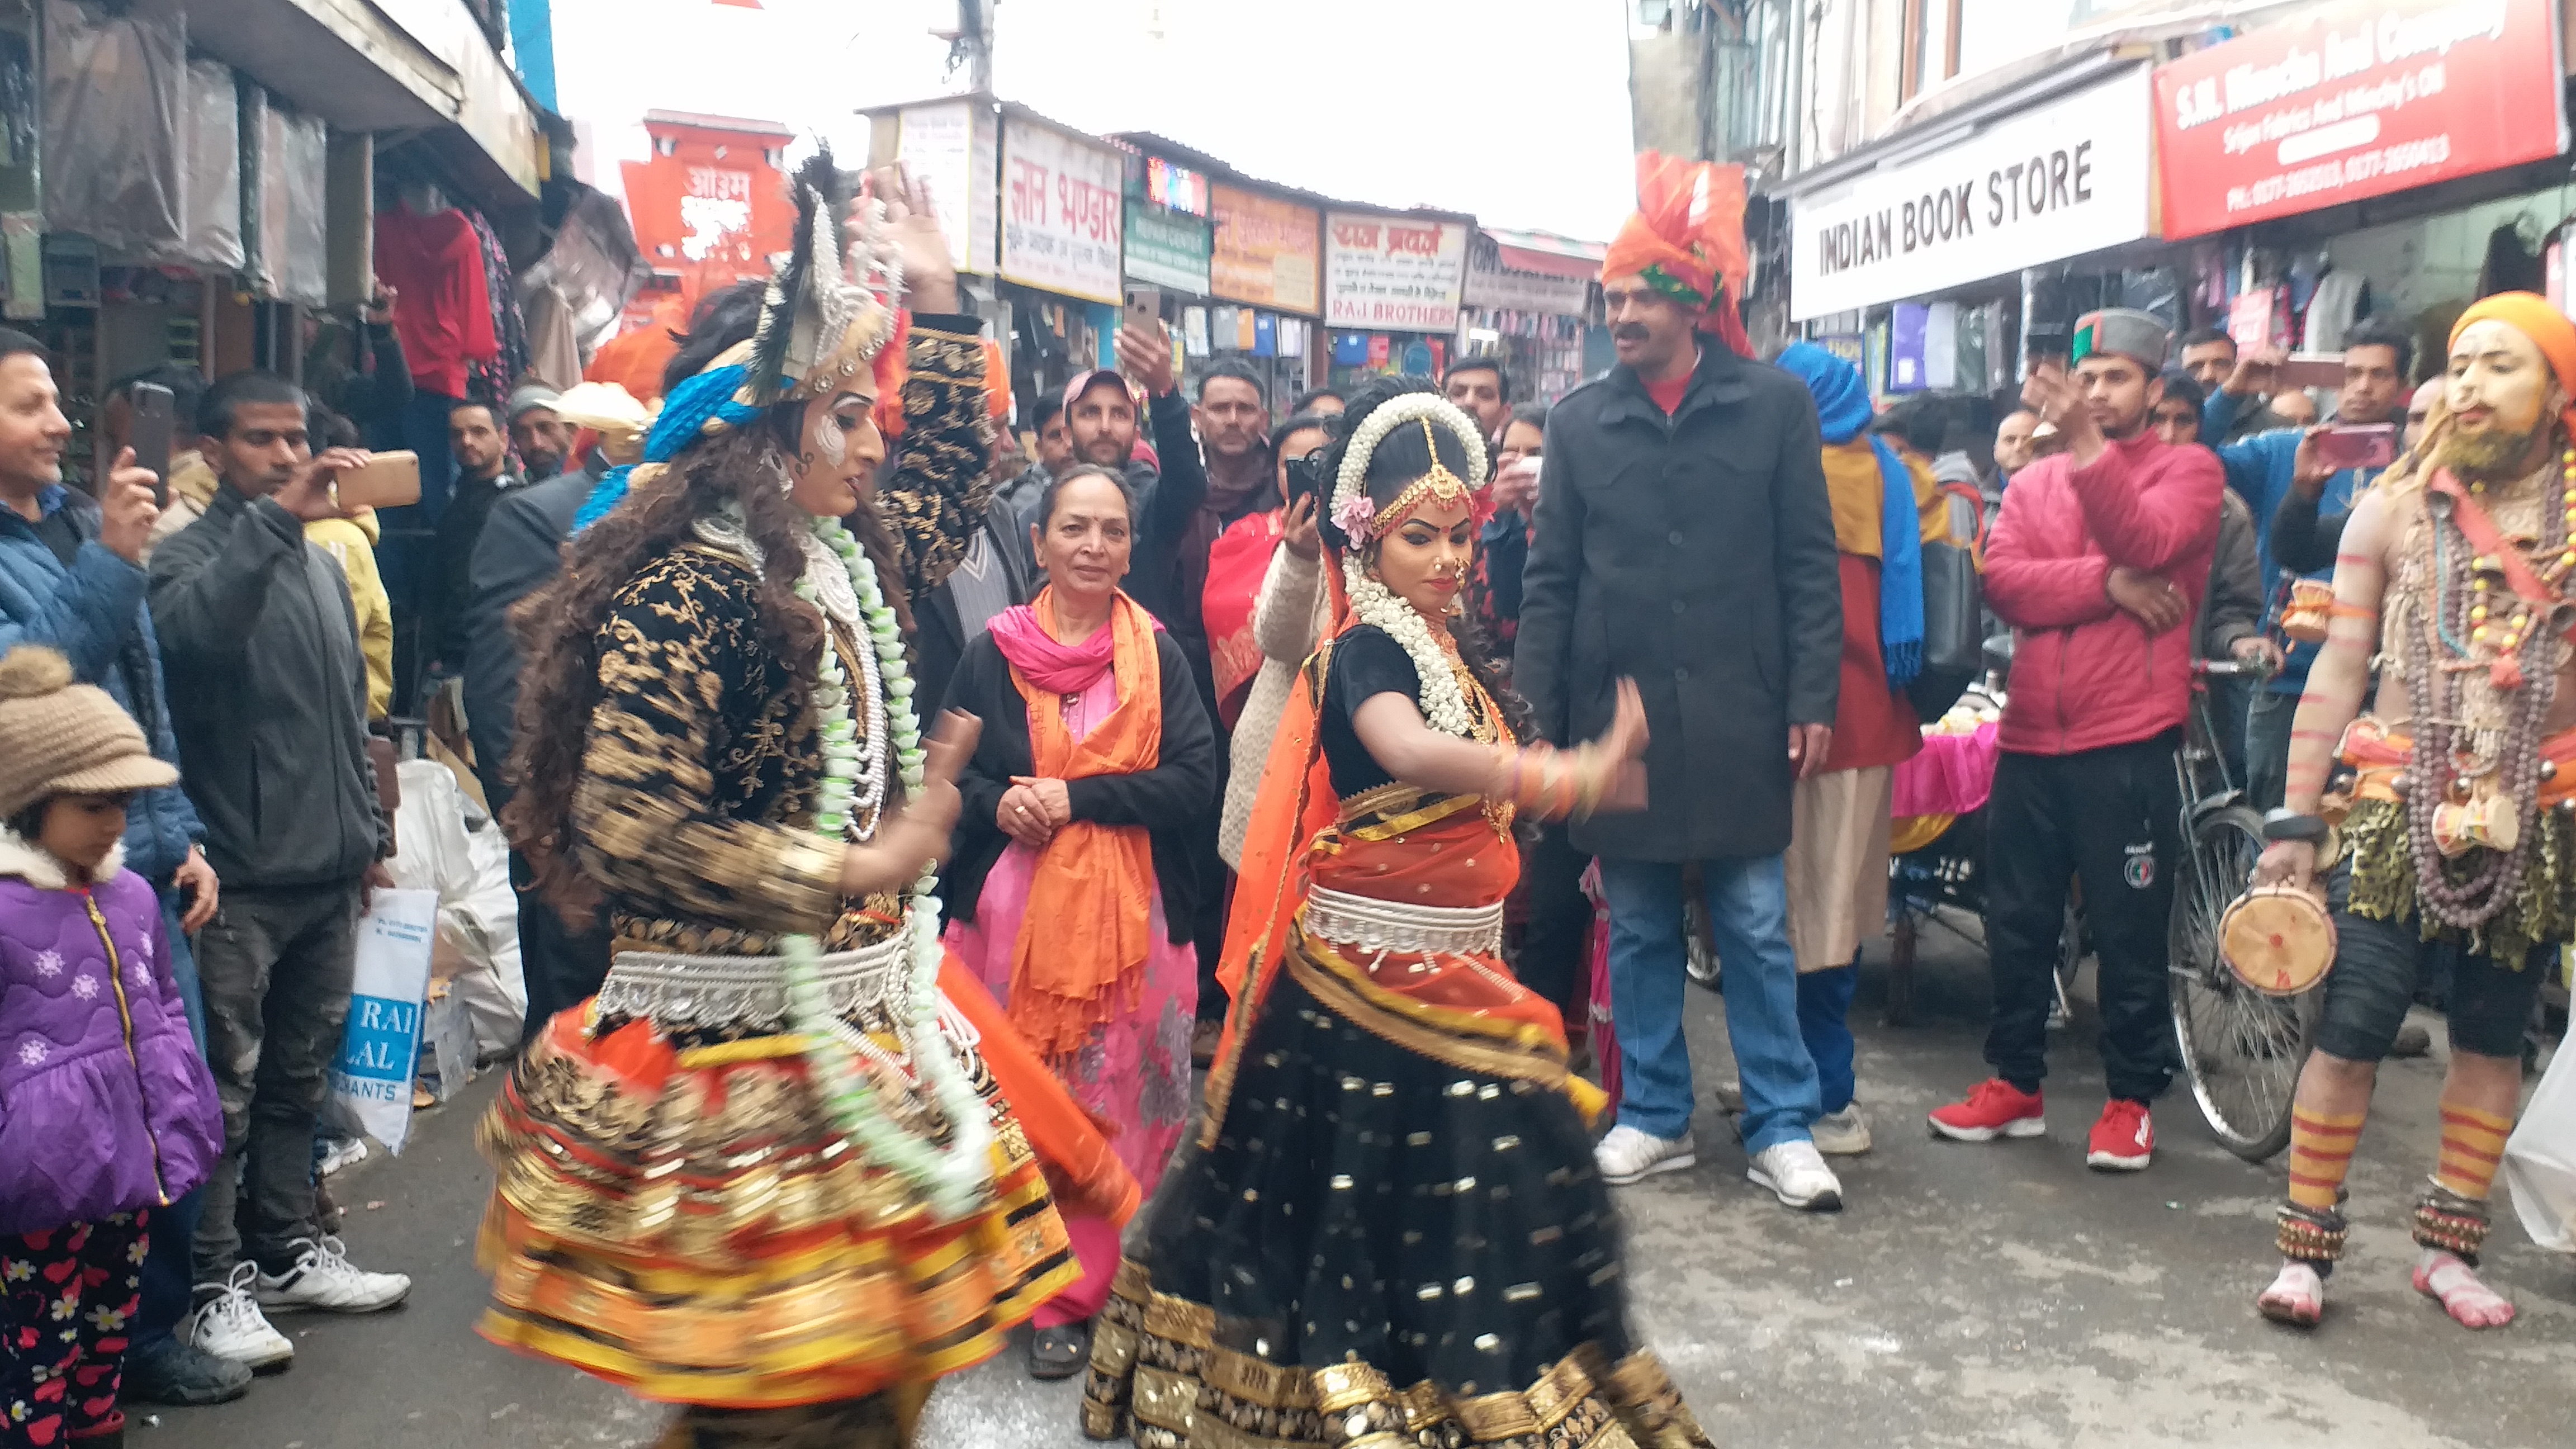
1890, 721, 2001, 820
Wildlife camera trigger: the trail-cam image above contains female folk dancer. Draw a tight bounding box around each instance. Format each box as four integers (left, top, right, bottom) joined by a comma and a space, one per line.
2252, 293, 2576, 1331
1083, 378, 1716, 1447
481, 156, 1127, 1446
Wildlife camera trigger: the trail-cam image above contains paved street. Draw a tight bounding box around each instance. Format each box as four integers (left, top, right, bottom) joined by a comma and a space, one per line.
150, 926, 2575, 1449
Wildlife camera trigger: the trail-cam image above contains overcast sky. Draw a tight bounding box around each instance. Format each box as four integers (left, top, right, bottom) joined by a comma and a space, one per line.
551, 0, 1640, 240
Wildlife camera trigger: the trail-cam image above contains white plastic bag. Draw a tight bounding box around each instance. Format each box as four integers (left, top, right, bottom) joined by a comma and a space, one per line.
388, 760, 525, 1062
324, 888, 437, 1154
2505, 1039, 2576, 1253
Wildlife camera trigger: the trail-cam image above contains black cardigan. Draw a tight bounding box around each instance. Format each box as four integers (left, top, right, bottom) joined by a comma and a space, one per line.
938, 624, 1219, 941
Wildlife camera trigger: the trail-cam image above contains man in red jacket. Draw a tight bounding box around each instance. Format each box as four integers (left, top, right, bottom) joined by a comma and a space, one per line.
1929, 309, 2221, 1171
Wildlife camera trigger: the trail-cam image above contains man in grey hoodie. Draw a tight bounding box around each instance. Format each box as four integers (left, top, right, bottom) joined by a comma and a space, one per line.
149, 371, 411, 1373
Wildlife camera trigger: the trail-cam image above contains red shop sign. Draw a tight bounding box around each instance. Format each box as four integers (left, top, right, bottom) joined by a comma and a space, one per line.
2153, 0, 2566, 240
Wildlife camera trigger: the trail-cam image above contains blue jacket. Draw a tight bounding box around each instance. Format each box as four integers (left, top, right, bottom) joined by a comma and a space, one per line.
0, 486, 204, 880
2201, 392, 2384, 695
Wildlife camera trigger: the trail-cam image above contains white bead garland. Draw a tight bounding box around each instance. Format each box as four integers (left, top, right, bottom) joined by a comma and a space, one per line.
1330, 392, 1490, 741
1344, 558, 1476, 738
780, 515, 992, 1223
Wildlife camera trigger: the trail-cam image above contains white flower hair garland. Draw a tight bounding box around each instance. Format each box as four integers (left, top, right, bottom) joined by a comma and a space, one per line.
1330, 392, 1491, 741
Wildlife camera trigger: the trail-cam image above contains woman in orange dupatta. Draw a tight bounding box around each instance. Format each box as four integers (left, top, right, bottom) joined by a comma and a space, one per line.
1081, 381, 1717, 1448
939, 465, 1221, 1380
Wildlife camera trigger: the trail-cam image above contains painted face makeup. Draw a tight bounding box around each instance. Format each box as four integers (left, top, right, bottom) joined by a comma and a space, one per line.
1368, 493, 1476, 624
785, 390, 884, 518
2441, 320, 2555, 482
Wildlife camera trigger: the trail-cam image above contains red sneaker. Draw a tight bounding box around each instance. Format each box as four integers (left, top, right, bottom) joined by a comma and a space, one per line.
1927, 1079, 2046, 1142
2086, 1100, 2155, 1171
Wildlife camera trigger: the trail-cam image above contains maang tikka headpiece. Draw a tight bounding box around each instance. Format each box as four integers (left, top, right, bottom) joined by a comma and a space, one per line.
1329, 393, 1489, 542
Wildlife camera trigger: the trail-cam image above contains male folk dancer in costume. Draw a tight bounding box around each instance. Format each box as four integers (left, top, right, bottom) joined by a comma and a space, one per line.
1083, 379, 1715, 1448
477, 156, 1132, 1447
2251, 293, 2576, 1332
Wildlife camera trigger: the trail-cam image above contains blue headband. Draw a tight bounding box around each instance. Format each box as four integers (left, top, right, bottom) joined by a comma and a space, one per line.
571, 364, 766, 534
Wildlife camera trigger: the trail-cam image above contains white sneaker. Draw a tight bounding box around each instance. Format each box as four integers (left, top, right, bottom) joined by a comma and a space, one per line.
1811, 1106, 1873, 1156
1594, 1124, 1696, 1185
1748, 1139, 1845, 1211
186, 1263, 295, 1368
316, 1137, 370, 1177
255, 1236, 410, 1314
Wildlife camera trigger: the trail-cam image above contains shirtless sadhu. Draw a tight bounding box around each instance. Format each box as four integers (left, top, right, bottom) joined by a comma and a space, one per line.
2248, 292, 2576, 1331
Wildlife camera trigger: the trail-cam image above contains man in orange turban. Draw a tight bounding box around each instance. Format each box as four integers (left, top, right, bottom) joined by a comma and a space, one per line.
1600, 151, 1753, 358
2247, 292, 2576, 1333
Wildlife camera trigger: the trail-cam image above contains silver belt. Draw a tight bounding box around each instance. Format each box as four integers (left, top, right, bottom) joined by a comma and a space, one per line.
594, 929, 911, 1033
1303, 886, 1504, 958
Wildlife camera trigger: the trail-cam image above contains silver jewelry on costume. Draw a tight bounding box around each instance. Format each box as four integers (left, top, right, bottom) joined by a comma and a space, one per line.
1304, 886, 1506, 958
596, 934, 911, 1033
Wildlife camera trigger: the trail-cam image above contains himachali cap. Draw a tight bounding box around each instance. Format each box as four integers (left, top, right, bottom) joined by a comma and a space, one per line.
2071, 309, 2170, 372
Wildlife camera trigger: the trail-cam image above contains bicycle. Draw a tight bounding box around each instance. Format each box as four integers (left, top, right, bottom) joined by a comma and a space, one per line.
2166, 659, 2321, 1162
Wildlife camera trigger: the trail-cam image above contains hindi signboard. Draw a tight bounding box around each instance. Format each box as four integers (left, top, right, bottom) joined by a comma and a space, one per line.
1210, 184, 1320, 315
897, 100, 998, 276
1001, 116, 1122, 303
1324, 211, 1467, 332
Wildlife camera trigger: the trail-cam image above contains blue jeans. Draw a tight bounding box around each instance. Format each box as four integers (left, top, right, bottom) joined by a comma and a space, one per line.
1599, 855, 1821, 1155
139, 888, 208, 1348
1797, 962, 1859, 1116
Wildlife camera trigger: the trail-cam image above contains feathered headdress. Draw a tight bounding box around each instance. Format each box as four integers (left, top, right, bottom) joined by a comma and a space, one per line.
744, 146, 903, 405
1602, 151, 1752, 358
573, 142, 908, 534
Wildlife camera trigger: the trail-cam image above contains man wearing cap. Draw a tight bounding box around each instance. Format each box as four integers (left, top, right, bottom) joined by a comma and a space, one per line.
1038, 322, 1208, 631
1928, 309, 2222, 1172
2245, 292, 2576, 1333
505, 383, 571, 484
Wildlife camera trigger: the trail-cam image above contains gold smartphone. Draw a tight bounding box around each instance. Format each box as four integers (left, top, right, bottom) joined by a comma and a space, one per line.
333, 450, 421, 510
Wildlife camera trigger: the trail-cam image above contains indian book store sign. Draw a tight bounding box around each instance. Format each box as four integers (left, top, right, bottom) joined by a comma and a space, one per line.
2152, 0, 2564, 240
1210, 184, 1320, 314
1001, 117, 1123, 304
1325, 212, 1467, 332
1788, 67, 2155, 322
1125, 201, 1211, 293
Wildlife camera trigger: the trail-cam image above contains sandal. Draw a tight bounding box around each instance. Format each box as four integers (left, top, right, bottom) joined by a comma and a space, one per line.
1029, 1320, 1093, 1380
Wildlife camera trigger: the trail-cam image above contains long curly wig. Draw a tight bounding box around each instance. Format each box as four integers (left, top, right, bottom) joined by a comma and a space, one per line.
501, 280, 916, 921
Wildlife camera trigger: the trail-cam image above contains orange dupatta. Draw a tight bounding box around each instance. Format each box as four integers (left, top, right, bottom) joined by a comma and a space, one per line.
1003, 589, 1163, 1061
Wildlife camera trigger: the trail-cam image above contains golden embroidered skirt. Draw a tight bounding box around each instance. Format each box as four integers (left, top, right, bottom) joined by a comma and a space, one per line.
1080, 918, 1711, 1448
476, 1001, 1079, 1410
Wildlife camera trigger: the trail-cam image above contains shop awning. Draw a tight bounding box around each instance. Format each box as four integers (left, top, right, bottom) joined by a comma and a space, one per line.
186, 0, 541, 206
1484, 227, 1606, 280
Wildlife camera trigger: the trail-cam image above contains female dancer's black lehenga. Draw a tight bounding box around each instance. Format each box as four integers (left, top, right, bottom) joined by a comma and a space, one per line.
1083, 622, 1712, 1448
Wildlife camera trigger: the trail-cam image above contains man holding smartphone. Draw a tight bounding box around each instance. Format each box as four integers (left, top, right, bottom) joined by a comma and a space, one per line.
149, 370, 411, 1374
0, 335, 246, 1404
2203, 318, 2412, 810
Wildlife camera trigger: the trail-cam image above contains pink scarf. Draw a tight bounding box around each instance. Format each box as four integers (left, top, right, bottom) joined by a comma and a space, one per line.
987, 593, 1159, 695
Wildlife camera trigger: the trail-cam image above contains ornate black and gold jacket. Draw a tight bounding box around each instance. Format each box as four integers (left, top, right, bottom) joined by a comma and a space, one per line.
569, 314, 995, 955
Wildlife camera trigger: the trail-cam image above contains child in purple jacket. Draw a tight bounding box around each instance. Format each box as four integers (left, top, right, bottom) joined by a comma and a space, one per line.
0, 646, 221, 1448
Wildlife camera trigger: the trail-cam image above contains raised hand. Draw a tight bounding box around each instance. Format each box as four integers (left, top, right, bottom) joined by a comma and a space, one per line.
865, 162, 957, 314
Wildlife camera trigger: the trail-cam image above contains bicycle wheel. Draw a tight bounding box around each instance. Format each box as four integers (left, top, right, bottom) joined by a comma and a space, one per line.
2168, 804, 2316, 1161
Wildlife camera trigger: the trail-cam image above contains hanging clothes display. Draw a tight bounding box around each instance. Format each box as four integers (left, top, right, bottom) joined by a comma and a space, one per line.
373, 198, 499, 400
464, 207, 530, 396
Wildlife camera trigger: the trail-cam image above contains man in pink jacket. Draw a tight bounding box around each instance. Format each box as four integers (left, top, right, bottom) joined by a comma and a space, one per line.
1928, 309, 2221, 1172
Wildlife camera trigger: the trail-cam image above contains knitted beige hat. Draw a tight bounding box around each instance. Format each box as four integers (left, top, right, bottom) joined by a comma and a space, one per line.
0, 646, 179, 821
